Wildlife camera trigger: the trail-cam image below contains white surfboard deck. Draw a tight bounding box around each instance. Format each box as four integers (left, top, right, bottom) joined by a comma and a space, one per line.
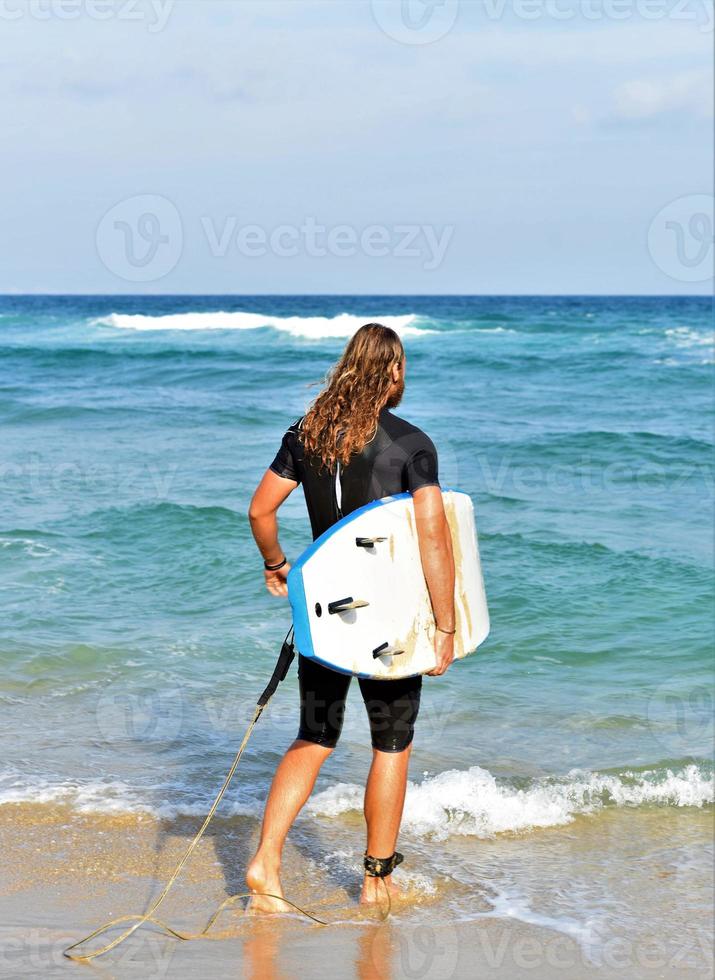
288, 489, 489, 679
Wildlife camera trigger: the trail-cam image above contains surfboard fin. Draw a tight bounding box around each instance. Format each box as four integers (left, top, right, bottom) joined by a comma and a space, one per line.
328, 597, 370, 614
372, 642, 406, 659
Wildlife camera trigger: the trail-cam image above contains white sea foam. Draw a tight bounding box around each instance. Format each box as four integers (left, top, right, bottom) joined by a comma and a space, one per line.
93, 311, 431, 339
3, 764, 711, 830
0, 537, 58, 558
0, 770, 256, 820
665, 327, 714, 349
306, 764, 714, 840
477, 885, 604, 952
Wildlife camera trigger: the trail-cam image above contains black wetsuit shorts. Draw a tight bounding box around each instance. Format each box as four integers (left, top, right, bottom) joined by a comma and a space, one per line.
297, 654, 422, 752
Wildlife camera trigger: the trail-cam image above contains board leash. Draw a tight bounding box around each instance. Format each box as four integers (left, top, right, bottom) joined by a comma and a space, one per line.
63, 626, 392, 964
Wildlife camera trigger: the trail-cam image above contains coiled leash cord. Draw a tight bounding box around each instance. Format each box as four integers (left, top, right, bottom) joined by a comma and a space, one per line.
64, 628, 392, 964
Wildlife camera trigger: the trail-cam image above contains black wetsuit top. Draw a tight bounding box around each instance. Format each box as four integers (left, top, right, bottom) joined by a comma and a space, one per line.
269, 406, 440, 540
268, 406, 440, 752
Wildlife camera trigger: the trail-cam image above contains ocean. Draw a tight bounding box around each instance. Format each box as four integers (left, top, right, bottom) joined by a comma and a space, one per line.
0, 294, 713, 969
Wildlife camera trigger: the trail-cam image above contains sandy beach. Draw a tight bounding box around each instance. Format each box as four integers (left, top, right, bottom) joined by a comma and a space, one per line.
1, 798, 712, 979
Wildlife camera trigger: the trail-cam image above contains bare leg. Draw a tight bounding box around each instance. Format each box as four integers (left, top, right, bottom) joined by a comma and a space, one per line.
360, 745, 411, 904
246, 738, 333, 912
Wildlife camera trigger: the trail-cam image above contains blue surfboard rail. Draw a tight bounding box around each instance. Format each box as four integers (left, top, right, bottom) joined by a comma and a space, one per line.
287, 488, 471, 673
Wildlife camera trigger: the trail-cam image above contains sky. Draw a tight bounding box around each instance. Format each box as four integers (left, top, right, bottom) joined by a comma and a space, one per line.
0, 0, 712, 295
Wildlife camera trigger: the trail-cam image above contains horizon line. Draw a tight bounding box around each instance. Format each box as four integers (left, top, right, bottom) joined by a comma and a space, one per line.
0, 292, 711, 300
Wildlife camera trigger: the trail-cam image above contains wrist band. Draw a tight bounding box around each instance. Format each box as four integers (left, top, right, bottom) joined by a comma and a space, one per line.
264, 557, 287, 572
436, 625, 456, 635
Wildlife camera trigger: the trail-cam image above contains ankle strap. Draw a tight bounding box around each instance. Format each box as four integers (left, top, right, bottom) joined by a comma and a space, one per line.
363, 851, 404, 878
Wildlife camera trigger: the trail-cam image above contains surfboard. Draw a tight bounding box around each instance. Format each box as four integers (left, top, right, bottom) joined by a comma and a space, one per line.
287, 489, 489, 679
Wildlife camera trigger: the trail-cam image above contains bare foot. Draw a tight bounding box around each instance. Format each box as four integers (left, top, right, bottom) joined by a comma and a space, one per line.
360, 874, 404, 906
245, 852, 287, 914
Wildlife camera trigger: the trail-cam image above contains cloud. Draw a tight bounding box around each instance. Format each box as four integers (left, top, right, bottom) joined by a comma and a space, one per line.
611, 69, 713, 121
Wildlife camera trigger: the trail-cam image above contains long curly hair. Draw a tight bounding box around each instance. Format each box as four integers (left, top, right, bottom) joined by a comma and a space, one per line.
301, 323, 404, 471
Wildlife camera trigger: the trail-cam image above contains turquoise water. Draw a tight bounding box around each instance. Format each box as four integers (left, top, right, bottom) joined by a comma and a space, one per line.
1, 295, 712, 953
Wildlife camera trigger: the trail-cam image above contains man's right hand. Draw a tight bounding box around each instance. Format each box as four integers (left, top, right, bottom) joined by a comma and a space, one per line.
427, 629, 455, 676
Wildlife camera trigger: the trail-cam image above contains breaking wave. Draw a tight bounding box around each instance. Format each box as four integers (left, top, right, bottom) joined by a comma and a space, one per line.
93, 310, 432, 339
306, 763, 714, 840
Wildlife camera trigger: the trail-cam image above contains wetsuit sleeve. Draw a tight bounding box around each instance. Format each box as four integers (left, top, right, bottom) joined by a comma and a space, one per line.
404, 432, 440, 493
269, 424, 301, 484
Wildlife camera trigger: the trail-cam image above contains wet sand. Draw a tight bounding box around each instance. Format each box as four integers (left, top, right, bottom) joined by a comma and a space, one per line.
2, 802, 712, 979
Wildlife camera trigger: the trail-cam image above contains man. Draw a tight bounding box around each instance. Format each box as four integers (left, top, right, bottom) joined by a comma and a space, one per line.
246, 322, 456, 910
